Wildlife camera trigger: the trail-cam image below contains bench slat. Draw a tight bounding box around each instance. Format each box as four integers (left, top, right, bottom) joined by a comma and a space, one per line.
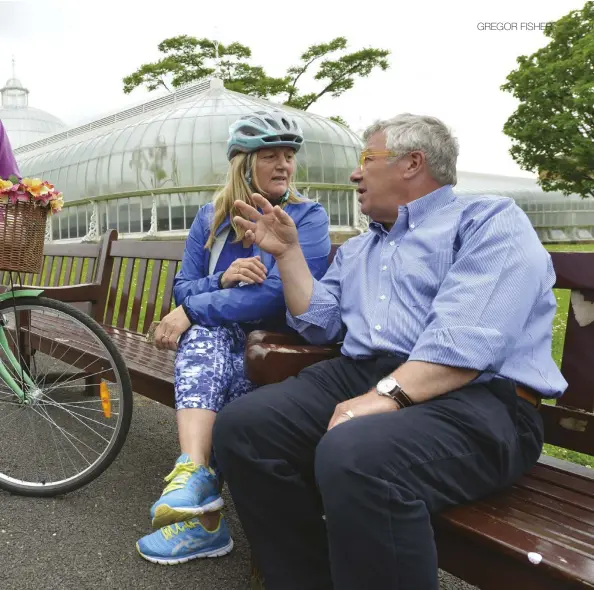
104, 257, 122, 327
52, 257, 64, 287
73, 257, 84, 283
43, 257, 53, 286
159, 261, 178, 320
84, 257, 95, 283
142, 260, 162, 334
129, 259, 148, 334
117, 259, 135, 329
63, 257, 74, 285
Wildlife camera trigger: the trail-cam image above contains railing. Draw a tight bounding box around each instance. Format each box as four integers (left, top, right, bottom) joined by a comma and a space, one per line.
45, 183, 590, 245
45, 183, 366, 243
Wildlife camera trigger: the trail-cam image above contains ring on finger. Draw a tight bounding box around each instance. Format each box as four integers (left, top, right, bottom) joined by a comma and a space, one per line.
345, 409, 355, 419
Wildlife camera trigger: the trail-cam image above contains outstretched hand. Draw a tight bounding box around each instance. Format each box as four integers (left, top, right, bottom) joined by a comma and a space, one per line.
233, 193, 299, 258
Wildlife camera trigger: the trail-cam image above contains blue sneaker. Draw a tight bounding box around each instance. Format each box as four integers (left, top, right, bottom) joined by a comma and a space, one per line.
150, 454, 224, 529
136, 515, 233, 565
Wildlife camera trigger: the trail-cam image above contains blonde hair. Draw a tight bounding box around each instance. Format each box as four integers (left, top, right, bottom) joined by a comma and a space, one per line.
205, 151, 302, 249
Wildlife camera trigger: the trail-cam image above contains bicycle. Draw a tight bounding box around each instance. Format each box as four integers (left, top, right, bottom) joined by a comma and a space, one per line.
0, 284, 133, 497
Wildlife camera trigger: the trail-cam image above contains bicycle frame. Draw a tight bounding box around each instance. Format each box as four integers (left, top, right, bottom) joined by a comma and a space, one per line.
0, 289, 44, 402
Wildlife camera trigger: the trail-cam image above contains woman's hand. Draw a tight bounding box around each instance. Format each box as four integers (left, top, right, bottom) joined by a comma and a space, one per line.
154, 306, 191, 351
233, 193, 299, 259
220, 256, 268, 288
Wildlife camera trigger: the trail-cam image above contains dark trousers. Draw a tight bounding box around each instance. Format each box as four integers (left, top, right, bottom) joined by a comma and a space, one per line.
212, 355, 544, 590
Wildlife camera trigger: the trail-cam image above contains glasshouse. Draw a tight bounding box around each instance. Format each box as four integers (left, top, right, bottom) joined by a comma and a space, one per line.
0, 74, 67, 149
8, 77, 594, 244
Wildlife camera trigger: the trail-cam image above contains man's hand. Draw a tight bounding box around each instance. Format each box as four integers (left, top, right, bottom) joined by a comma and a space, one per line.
154, 306, 191, 351
233, 193, 299, 258
220, 256, 267, 289
327, 390, 400, 430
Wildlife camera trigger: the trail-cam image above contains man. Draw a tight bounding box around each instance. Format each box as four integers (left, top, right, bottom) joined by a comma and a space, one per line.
212, 114, 567, 590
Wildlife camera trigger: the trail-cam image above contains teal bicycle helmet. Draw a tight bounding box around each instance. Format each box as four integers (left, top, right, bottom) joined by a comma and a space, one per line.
227, 109, 304, 161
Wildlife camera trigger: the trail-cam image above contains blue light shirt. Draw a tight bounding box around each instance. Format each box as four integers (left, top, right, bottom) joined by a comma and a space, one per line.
287, 185, 567, 398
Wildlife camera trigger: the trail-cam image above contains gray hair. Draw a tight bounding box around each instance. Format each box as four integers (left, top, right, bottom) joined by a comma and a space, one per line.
363, 114, 459, 185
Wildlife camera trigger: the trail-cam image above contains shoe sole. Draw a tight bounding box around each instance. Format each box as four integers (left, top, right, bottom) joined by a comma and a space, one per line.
136, 538, 234, 565
151, 497, 225, 529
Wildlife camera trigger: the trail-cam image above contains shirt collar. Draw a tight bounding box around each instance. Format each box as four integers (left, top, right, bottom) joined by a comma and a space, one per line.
368, 185, 455, 236
405, 184, 456, 229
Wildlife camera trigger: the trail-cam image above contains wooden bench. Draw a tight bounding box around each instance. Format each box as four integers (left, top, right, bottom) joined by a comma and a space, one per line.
5, 231, 184, 408
15, 234, 594, 587
244, 247, 594, 590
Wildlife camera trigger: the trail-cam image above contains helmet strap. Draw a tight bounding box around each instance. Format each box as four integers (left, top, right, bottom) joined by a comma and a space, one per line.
279, 190, 290, 205
244, 160, 290, 206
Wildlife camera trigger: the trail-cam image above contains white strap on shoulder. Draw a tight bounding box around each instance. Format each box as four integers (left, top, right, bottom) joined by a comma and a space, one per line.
209, 227, 231, 275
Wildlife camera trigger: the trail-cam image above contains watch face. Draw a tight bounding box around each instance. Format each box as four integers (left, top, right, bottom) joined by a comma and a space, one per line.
377, 376, 398, 394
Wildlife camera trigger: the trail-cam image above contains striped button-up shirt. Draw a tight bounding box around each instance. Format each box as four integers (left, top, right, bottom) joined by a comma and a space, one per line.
287, 185, 567, 399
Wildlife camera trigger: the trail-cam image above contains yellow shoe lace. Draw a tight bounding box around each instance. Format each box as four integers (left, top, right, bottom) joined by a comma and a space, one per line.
162, 460, 198, 495
161, 518, 201, 541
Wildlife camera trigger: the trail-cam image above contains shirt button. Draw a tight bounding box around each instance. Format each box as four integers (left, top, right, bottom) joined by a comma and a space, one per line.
382, 265, 388, 271
375, 324, 382, 331
379, 295, 386, 300
389, 240, 395, 246
410, 223, 415, 229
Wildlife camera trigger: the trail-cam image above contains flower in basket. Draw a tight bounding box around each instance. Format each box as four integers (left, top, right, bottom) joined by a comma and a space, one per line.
0, 175, 63, 213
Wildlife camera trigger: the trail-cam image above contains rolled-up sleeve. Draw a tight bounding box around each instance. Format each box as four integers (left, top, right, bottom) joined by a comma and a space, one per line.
409, 200, 552, 372
287, 246, 344, 344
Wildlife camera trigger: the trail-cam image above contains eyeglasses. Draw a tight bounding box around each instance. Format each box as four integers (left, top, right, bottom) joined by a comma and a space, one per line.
358, 149, 399, 171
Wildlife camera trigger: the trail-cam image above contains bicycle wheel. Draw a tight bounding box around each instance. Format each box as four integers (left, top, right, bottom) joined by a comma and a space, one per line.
0, 296, 133, 496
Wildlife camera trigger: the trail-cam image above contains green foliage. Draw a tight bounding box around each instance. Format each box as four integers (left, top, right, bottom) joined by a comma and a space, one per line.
123, 35, 390, 115
501, 2, 594, 198
284, 37, 390, 110
329, 116, 350, 128
122, 36, 288, 98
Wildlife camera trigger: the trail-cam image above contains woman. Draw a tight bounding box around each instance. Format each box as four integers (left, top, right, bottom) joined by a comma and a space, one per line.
136, 109, 331, 564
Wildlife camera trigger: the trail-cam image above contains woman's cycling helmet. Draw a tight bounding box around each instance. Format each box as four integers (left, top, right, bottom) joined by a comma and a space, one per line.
227, 109, 304, 161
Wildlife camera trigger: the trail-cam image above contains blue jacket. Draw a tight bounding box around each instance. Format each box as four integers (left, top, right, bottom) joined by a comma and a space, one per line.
173, 199, 331, 329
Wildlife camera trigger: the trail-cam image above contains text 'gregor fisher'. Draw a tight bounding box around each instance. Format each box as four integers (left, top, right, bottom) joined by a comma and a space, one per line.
477, 22, 552, 31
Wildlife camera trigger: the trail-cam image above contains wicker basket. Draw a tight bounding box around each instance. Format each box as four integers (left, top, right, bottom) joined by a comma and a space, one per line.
0, 201, 47, 274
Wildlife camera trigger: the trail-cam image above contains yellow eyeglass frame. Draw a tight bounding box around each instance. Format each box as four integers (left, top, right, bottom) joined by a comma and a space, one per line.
359, 149, 399, 171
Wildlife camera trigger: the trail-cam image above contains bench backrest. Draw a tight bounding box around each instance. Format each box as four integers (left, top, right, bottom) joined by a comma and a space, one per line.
544, 251, 594, 456
100, 240, 186, 335
0, 229, 116, 290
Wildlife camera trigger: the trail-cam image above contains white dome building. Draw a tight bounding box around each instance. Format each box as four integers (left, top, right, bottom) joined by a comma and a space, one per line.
0, 74, 67, 148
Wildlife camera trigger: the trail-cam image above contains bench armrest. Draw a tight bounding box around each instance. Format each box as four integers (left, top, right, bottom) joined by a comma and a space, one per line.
20, 283, 102, 303
247, 329, 308, 346
245, 330, 342, 386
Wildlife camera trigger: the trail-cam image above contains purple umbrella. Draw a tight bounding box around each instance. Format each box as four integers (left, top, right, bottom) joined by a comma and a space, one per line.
0, 119, 20, 179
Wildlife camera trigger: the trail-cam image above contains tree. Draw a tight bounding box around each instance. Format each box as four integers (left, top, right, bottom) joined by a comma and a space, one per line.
123, 35, 390, 122
122, 36, 288, 98
283, 37, 389, 111
501, 2, 594, 198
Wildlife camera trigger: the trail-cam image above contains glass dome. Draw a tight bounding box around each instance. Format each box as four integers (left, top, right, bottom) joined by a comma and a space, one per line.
0, 76, 67, 148
15, 79, 363, 202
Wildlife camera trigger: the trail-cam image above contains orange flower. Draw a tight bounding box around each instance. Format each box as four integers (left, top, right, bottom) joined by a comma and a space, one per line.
22, 178, 50, 197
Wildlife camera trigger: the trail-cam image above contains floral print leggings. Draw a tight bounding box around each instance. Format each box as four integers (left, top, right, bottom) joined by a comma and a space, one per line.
174, 323, 256, 413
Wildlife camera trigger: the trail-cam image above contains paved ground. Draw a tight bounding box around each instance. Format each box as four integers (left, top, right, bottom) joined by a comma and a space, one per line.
0, 394, 476, 590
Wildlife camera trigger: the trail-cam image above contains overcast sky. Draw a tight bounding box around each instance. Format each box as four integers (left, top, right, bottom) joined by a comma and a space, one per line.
0, 0, 586, 178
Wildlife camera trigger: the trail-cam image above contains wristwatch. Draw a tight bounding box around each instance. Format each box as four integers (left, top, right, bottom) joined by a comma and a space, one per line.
375, 375, 414, 409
